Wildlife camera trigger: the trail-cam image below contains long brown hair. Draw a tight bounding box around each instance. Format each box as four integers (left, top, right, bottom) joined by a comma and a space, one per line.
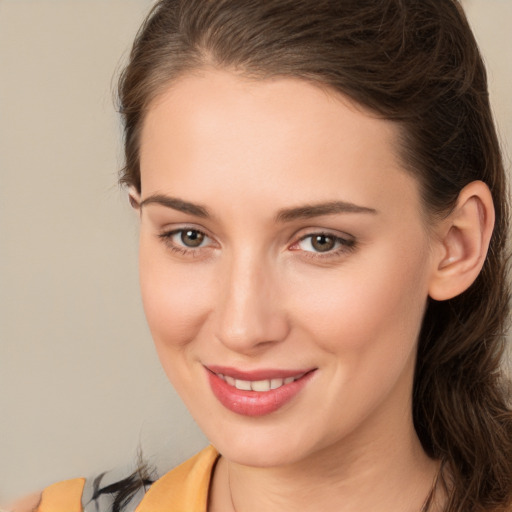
117, 1, 512, 510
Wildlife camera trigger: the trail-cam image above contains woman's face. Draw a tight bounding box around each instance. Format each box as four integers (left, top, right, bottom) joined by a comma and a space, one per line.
138, 70, 439, 468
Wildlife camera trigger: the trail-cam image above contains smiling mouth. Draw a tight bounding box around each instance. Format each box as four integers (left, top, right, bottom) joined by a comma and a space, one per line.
205, 366, 316, 416
215, 372, 308, 392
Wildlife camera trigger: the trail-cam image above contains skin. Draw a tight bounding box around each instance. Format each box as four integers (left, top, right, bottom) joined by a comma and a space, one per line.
136, 69, 445, 512
7, 69, 494, 512
4, 493, 40, 512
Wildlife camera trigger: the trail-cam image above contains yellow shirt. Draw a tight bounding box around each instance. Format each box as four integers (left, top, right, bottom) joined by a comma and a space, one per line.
36, 445, 220, 512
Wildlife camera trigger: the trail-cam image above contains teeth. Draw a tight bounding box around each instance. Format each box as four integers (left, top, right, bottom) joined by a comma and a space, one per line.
235, 379, 252, 391
251, 379, 271, 392
218, 373, 305, 392
270, 378, 284, 389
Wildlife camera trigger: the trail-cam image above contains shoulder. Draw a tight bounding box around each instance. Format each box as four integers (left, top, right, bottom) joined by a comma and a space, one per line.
134, 445, 219, 512
2, 479, 84, 512
2, 491, 42, 512
3, 479, 84, 512
31, 479, 85, 512
4, 446, 219, 512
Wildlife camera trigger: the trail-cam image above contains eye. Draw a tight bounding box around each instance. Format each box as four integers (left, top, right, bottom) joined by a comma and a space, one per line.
301, 234, 337, 252
177, 229, 206, 248
292, 232, 355, 255
158, 227, 213, 254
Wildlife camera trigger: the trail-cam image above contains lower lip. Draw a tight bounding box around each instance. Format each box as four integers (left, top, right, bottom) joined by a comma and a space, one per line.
207, 370, 315, 417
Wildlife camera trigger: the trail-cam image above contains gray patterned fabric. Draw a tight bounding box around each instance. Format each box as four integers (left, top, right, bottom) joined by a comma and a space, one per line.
81, 468, 152, 512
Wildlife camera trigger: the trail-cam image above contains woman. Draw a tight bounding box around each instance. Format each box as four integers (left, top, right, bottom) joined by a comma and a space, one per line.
8, 0, 511, 511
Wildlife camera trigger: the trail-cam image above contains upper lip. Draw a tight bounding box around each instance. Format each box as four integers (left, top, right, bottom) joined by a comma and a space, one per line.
205, 365, 316, 381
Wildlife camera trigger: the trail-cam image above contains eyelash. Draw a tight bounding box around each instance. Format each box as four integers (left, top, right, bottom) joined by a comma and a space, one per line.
292, 232, 357, 260
157, 228, 357, 260
158, 228, 213, 257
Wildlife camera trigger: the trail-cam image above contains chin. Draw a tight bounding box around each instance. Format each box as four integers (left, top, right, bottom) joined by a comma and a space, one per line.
218, 440, 303, 468
204, 416, 319, 468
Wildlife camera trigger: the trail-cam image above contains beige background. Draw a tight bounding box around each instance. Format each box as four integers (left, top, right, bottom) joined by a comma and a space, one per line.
0, 0, 510, 502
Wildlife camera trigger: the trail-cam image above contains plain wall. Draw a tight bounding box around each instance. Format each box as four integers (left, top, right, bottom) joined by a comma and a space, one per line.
0, 0, 510, 502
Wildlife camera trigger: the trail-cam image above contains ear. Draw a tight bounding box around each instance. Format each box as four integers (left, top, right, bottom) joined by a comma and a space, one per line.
128, 186, 141, 211
428, 181, 495, 301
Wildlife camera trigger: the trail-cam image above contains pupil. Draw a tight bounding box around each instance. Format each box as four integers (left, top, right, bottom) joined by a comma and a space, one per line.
181, 230, 204, 247
312, 234, 335, 252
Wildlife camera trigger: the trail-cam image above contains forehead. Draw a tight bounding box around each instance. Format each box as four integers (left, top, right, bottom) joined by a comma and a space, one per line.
139, 70, 421, 220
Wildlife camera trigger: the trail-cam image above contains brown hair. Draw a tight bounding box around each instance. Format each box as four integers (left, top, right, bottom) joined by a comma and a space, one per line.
118, 1, 512, 510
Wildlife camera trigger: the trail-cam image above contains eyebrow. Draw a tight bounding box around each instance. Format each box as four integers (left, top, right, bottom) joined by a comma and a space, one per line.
139, 194, 377, 221
139, 194, 210, 218
275, 201, 377, 222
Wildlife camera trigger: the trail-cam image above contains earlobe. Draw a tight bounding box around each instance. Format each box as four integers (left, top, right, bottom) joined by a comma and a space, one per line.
428, 181, 495, 301
128, 186, 141, 211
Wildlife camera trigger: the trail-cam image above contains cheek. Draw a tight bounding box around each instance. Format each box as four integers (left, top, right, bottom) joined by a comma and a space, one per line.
287, 239, 431, 357
138, 237, 213, 352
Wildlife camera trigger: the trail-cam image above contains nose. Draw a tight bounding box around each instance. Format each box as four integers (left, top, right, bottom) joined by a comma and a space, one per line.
214, 251, 290, 354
